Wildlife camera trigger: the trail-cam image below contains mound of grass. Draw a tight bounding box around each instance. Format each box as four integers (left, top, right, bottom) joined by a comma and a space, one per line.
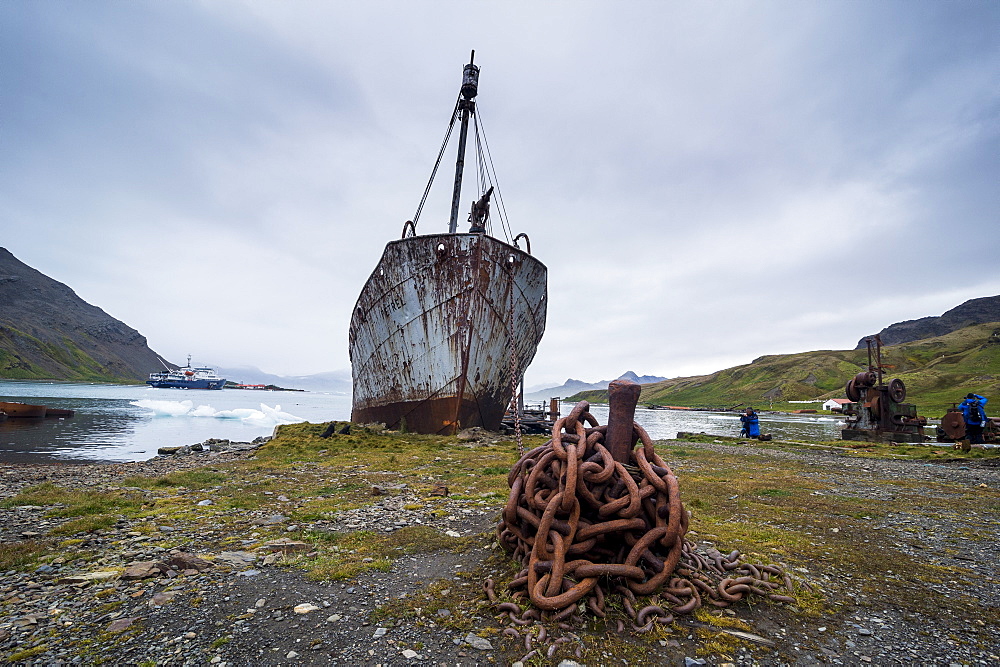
0, 540, 53, 571
1, 482, 142, 519
301, 525, 472, 581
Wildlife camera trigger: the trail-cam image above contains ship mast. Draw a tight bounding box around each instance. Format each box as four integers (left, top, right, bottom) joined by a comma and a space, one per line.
448, 51, 480, 234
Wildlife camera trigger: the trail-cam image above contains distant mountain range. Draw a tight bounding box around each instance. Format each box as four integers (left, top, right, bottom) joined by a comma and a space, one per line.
856, 295, 1000, 348
524, 371, 668, 401
213, 365, 350, 393
0, 247, 170, 382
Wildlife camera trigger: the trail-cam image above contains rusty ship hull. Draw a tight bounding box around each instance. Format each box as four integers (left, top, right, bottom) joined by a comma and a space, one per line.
349, 232, 547, 435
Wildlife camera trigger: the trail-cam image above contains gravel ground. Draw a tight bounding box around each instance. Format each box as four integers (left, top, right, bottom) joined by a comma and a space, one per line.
1, 438, 998, 666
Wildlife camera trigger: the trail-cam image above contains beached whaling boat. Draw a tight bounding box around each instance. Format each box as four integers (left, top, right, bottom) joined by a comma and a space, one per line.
349, 53, 547, 435
0, 401, 48, 418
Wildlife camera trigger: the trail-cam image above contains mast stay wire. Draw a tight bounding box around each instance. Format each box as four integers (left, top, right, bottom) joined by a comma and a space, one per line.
472, 109, 514, 245
472, 113, 500, 239
473, 109, 513, 243
410, 92, 515, 244
412, 93, 463, 230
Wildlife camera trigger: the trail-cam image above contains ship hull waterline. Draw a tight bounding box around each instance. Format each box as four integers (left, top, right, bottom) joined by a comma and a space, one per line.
145, 379, 226, 390
349, 233, 547, 435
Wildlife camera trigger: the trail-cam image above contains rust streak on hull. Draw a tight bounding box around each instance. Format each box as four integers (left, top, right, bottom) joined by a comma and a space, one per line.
349, 233, 546, 435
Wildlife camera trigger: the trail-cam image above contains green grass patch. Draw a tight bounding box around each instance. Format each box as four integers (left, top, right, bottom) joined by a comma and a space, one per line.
301, 525, 470, 581
0, 539, 53, 570
1, 482, 142, 518
5, 645, 49, 662
49, 514, 118, 536
121, 469, 229, 488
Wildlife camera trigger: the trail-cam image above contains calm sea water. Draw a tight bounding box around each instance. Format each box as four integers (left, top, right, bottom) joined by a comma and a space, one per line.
0, 380, 351, 464
1, 380, 847, 465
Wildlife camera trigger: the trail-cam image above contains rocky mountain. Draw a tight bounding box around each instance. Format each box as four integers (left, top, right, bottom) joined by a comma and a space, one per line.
856, 295, 1000, 348
524, 370, 667, 401
0, 247, 170, 382
214, 365, 351, 393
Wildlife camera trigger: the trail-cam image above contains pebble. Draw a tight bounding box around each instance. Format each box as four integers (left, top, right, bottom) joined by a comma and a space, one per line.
464, 633, 493, 650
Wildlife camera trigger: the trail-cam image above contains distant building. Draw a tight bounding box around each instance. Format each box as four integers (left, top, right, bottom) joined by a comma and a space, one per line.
823, 398, 852, 412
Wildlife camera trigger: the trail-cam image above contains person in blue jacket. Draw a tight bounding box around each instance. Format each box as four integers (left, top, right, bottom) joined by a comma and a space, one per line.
740, 408, 760, 439
959, 393, 988, 444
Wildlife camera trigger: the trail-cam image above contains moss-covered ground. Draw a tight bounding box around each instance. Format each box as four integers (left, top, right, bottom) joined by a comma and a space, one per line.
3, 422, 998, 663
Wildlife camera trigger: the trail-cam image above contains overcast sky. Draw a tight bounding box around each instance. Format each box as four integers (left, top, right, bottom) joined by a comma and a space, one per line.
3, 1, 998, 387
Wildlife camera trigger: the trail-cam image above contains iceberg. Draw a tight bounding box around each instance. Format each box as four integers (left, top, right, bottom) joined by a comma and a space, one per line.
131, 399, 196, 417
130, 400, 305, 426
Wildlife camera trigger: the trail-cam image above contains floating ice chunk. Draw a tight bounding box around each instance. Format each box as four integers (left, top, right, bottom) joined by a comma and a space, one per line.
260, 404, 306, 424
128, 400, 304, 425
131, 399, 194, 416
213, 408, 260, 420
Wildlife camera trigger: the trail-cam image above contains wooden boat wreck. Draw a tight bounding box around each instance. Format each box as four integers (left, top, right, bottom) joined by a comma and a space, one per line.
0, 401, 48, 418
349, 53, 547, 435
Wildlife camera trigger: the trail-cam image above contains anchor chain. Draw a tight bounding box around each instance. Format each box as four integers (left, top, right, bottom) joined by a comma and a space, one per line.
493, 400, 799, 635
505, 280, 524, 457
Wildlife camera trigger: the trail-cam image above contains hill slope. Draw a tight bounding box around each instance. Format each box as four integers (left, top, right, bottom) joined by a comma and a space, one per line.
0, 247, 170, 382
856, 295, 1000, 348
570, 322, 1000, 416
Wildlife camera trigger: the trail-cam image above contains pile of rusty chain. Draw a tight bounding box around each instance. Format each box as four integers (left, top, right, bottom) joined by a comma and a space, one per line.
491, 397, 798, 636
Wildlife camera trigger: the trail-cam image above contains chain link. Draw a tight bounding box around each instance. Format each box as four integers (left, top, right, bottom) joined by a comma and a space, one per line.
493, 400, 800, 630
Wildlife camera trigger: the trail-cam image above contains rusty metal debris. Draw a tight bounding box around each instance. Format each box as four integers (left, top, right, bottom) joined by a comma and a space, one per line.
936, 407, 1000, 444
492, 383, 798, 636
842, 335, 927, 443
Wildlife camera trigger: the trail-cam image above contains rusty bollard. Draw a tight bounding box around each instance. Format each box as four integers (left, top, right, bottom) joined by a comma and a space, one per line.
605, 379, 641, 463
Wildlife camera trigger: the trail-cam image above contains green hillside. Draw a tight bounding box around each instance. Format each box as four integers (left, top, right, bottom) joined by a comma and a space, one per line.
568, 322, 1000, 417
0, 327, 138, 383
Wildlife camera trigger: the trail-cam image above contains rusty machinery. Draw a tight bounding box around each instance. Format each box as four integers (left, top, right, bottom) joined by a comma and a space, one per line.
936, 407, 1000, 444
841, 335, 927, 443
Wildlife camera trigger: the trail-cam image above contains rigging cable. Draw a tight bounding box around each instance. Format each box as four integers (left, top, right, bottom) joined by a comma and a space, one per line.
473, 109, 515, 244
412, 94, 462, 229
472, 112, 493, 237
